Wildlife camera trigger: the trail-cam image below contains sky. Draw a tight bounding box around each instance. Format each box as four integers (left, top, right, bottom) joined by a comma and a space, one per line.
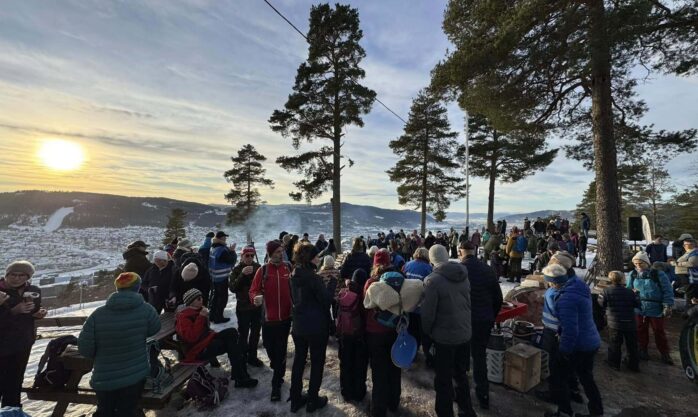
0, 0, 696, 215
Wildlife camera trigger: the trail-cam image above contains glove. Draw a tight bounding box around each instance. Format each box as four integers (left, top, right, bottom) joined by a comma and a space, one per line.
663, 306, 672, 318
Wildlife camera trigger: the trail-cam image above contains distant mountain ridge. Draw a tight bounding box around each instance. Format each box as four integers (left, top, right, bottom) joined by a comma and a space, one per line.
0, 190, 574, 230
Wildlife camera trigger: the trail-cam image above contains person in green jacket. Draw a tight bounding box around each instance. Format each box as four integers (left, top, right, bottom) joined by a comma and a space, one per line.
483, 231, 500, 263
78, 272, 161, 417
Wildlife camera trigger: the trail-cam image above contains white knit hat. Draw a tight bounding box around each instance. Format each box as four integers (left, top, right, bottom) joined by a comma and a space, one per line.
429, 244, 450, 266
632, 251, 651, 266
153, 250, 169, 261
181, 263, 199, 282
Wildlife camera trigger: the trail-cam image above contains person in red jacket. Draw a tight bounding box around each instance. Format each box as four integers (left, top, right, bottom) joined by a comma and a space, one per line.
175, 288, 257, 388
249, 240, 293, 402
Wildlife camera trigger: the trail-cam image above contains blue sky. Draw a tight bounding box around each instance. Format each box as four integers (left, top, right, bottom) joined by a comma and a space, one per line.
0, 0, 696, 214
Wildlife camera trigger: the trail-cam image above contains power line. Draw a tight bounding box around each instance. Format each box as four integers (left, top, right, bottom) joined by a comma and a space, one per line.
262, 0, 408, 125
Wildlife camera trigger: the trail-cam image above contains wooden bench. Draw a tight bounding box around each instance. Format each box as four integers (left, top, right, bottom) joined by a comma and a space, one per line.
24, 312, 194, 417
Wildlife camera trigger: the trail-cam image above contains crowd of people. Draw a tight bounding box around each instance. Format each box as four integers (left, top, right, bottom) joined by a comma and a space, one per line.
1, 219, 696, 417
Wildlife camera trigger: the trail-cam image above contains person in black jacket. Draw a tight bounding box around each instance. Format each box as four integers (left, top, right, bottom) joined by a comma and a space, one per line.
229, 246, 264, 367
122, 240, 152, 279
0, 261, 47, 408
289, 242, 337, 413
340, 238, 371, 283
599, 271, 641, 371
459, 241, 503, 409
170, 252, 211, 306
142, 250, 176, 314
645, 235, 668, 264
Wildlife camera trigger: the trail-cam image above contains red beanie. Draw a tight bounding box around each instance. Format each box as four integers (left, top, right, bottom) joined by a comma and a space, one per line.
373, 250, 391, 267
266, 240, 283, 255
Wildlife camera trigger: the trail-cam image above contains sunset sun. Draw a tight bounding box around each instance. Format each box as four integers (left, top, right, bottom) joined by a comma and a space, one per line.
38, 139, 86, 171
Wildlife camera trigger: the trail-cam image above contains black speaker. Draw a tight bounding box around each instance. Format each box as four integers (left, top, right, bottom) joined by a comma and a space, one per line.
628, 217, 643, 241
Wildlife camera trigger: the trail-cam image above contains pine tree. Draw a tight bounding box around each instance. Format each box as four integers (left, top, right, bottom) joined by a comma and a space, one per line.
387, 89, 462, 235
466, 114, 557, 232
432, 0, 698, 273
269, 3, 376, 252
626, 156, 676, 235
163, 208, 187, 245
224, 144, 274, 243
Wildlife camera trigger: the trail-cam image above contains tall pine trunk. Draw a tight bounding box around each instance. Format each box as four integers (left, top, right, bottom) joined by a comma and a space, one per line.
486, 131, 499, 232
420, 130, 429, 236
333, 130, 342, 253
589, 0, 623, 273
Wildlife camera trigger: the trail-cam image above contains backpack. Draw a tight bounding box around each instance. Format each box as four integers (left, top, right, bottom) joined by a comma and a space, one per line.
335, 289, 363, 336
515, 236, 528, 254
144, 340, 174, 394
374, 271, 405, 328
185, 365, 229, 410
33, 335, 77, 388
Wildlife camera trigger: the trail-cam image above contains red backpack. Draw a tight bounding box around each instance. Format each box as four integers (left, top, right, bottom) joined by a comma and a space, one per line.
335, 289, 363, 336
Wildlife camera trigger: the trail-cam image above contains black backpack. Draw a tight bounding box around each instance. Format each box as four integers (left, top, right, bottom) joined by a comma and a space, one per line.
33, 335, 77, 388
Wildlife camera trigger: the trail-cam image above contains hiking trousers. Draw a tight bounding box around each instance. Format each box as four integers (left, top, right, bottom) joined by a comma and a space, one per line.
637, 315, 670, 354
198, 328, 247, 380
236, 307, 262, 361
95, 379, 145, 417
209, 280, 229, 322
262, 320, 291, 388
290, 332, 329, 401
553, 350, 603, 416
0, 348, 31, 407
433, 342, 474, 417
338, 334, 368, 402
367, 332, 401, 417
608, 327, 639, 370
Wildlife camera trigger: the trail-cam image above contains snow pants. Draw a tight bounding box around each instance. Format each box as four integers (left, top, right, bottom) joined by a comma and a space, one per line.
236, 307, 262, 362
433, 342, 474, 417
94, 379, 145, 417
0, 348, 31, 407
338, 334, 368, 402
637, 315, 670, 354
262, 319, 291, 388
552, 350, 603, 416
290, 332, 328, 402
367, 332, 401, 417
209, 280, 229, 322
197, 328, 247, 380
608, 327, 639, 370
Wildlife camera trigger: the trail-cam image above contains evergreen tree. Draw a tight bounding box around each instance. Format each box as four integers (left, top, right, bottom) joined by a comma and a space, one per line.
224, 144, 274, 243
269, 3, 376, 252
163, 208, 187, 245
466, 114, 557, 232
432, 0, 698, 273
626, 156, 675, 235
387, 89, 463, 235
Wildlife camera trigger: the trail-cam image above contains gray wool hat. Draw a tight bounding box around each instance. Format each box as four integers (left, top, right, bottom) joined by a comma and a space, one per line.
429, 244, 450, 266
5, 260, 35, 278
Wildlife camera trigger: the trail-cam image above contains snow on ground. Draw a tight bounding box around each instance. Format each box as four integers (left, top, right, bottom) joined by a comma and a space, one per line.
44, 207, 74, 233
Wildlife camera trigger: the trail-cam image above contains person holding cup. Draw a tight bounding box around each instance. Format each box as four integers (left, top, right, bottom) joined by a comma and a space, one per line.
0, 260, 46, 408
229, 246, 264, 368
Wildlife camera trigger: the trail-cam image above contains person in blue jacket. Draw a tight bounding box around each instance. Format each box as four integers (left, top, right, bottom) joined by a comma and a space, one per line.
209, 231, 237, 323
627, 251, 674, 364
78, 272, 161, 417
545, 265, 603, 417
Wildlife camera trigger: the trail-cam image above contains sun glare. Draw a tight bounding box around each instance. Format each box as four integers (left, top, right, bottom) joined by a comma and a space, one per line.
38, 139, 86, 171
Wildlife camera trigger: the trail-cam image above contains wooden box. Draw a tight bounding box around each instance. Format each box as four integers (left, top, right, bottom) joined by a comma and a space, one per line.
504, 343, 541, 392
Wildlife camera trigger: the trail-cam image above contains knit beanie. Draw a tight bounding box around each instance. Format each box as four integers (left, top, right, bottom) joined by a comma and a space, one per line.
183, 288, 202, 306
242, 246, 256, 256
5, 260, 35, 278
632, 251, 651, 267
368, 246, 379, 258
177, 239, 192, 250
115, 272, 141, 292
266, 240, 283, 256
429, 244, 450, 267
181, 263, 199, 282
550, 251, 575, 270
542, 264, 569, 284
322, 255, 335, 269
373, 249, 391, 267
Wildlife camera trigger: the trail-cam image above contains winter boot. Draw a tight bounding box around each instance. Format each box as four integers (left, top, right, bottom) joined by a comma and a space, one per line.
271, 385, 282, 402
477, 393, 489, 410
638, 349, 649, 361
306, 396, 329, 413
234, 376, 258, 388
289, 395, 308, 413
661, 353, 675, 365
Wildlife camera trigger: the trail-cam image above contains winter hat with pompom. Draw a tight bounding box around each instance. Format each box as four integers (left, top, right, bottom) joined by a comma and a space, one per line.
181, 263, 199, 282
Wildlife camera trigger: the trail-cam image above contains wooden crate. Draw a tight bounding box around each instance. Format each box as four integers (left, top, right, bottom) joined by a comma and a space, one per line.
504, 343, 541, 392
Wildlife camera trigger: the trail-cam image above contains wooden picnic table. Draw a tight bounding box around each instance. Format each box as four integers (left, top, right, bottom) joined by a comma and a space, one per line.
24, 311, 196, 417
